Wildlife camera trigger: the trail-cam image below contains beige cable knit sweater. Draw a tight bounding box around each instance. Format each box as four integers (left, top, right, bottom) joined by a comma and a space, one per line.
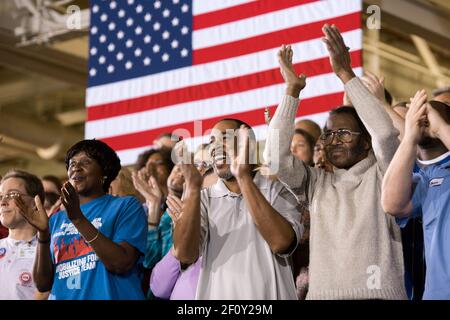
264, 77, 407, 300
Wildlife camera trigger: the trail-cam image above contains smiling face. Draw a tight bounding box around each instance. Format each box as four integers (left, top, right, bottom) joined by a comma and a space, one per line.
67, 151, 104, 196
209, 120, 240, 181
0, 178, 32, 229
167, 164, 185, 195
145, 152, 171, 190
291, 133, 314, 165
324, 113, 370, 169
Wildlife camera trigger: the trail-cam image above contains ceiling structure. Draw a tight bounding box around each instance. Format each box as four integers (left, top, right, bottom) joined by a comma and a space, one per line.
0, 0, 449, 177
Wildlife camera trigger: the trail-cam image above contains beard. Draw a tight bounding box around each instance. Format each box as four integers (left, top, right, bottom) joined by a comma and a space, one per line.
326, 141, 368, 169
168, 184, 183, 196
418, 136, 440, 149
213, 165, 234, 181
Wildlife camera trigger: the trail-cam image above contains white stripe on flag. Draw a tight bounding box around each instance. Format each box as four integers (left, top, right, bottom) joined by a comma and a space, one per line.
192, 0, 257, 15
86, 30, 362, 107
85, 68, 362, 140
193, 0, 361, 49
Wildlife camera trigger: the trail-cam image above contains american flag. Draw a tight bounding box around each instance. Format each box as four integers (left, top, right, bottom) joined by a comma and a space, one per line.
86, 0, 363, 165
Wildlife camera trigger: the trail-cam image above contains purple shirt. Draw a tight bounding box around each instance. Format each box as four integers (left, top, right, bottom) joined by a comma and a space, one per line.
150, 249, 201, 300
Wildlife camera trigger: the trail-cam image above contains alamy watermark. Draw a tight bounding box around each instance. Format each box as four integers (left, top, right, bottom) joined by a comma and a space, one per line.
366, 265, 381, 290
366, 5, 381, 30
66, 5, 81, 30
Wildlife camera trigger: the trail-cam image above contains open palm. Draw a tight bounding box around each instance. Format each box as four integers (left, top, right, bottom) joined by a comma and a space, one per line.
14, 195, 49, 233
230, 125, 253, 179
278, 44, 306, 91
132, 170, 163, 207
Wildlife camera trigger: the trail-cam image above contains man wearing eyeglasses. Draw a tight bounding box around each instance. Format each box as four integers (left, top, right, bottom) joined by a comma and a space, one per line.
0, 170, 45, 300
264, 25, 407, 299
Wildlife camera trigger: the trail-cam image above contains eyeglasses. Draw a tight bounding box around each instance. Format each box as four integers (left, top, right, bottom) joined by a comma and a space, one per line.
319, 129, 361, 145
0, 192, 30, 202
194, 161, 212, 170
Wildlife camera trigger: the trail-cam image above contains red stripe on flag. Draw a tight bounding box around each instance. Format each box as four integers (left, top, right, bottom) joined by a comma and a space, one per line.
87, 50, 362, 121
100, 91, 344, 151
193, 12, 361, 64
193, 0, 319, 30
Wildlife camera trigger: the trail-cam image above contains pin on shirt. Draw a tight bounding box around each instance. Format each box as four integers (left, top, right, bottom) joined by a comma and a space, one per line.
429, 178, 444, 187
18, 246, 36, 259
0, 247, 6, 259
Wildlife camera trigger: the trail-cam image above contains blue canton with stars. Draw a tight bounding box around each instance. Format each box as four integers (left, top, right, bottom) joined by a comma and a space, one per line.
88, 0, 192, 87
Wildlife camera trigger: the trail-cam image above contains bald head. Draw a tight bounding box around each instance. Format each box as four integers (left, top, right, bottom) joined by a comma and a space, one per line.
295, 119, 322, 142
434, 92, 450, 106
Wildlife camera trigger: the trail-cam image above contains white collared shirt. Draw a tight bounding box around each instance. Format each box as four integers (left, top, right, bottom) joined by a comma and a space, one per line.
0, 236, 37, 300
196, 172, 303, 300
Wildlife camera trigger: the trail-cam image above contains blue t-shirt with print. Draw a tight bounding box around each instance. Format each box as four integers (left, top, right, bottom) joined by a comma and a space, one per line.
48, 194, 147, 300
398, 153, 450, 299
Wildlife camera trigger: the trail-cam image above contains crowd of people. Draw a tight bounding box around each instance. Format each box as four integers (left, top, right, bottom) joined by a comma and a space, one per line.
0, 24, 449, 300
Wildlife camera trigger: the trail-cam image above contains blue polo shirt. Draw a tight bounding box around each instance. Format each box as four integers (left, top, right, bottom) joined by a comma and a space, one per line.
399, 151, 450, 300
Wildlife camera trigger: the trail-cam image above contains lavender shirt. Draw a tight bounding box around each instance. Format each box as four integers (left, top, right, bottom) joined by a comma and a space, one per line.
150, 249, 201, 300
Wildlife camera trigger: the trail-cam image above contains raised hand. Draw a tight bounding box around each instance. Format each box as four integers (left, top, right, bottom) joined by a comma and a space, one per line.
132, 170, 163, 225
14, 195, 49, 233
321, 24, 355, 83
404, 89, 428, 144
132, 171, 163, 206
180, 162, 203, 189
173, 141, 203, 188
278, 44, 306, 98
426, 101, 448, 139
230, 125, 253, 179
61, 181, 83, 221
137, 166, 150, 184
166, 194, 183, 227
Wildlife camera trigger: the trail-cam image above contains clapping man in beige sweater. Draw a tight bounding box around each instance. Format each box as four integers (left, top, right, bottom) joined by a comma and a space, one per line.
264, 24, 407, 300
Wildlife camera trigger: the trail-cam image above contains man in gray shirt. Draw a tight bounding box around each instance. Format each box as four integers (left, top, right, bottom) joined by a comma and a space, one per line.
171, 119, 302, 299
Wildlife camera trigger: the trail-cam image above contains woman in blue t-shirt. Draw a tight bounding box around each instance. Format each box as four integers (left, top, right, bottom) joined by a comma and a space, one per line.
16, 139, 148, 299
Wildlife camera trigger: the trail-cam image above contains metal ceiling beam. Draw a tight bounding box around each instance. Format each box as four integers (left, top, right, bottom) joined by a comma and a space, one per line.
0, 76, 68, 105
411, 35, 448, 87
55, 109, 86, 126
364, 0, 450, 47
0, 143, 66, 177
363, 41, 450, 84
0, 112, 82, 157
0, 32, 87, 86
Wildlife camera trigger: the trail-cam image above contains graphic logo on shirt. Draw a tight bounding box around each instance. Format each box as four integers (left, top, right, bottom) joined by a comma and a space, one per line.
52, 217, 102, 264
56, 253, 98, 281
53, 218, 102, 238
0, 247, 6, 259
19, 272, 32, 286
429, 178, 444, 187
52, 218, 102, 283
53, 237, 95, 264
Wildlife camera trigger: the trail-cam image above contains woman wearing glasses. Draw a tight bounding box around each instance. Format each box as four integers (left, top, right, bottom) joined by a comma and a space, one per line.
15, 139, 148, 300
